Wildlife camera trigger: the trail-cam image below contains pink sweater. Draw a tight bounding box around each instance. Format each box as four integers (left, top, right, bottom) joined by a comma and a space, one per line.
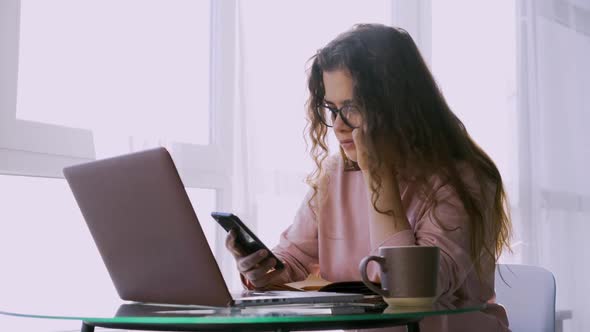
272, 156, 510, 332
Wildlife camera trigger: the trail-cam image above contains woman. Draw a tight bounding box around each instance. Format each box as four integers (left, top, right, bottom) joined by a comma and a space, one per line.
227, 24, 512, 331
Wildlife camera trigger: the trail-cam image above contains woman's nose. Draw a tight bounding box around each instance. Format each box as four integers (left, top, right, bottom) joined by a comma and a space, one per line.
332, 113, 350, 132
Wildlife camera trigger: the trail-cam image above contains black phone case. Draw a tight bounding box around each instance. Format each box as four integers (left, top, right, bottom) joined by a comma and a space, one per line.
211, 212, 284, 270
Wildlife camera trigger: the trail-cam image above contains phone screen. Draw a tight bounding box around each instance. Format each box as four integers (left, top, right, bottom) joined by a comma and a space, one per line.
231, 224, 264, 254
238, 230, 259, 249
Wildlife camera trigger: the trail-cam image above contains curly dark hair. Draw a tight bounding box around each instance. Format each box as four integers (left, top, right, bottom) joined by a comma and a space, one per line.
305, 24, 511, 276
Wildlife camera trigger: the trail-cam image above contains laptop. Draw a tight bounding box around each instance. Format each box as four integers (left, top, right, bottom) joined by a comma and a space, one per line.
63, 147, 363, 307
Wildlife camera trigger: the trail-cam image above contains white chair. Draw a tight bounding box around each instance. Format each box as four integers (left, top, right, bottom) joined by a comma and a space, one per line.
494, 264, 556, 332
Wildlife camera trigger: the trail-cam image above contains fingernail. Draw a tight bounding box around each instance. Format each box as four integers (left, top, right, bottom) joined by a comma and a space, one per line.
259, 250, 267, 257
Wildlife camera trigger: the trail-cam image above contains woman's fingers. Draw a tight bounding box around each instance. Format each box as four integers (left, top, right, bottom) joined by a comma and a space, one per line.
248, 268, 284, 289
243, 257, 277, 281
225, 229, 246, 257
352, 128, 369, 170
226, 234, 283, 289
237, 249, 269, 273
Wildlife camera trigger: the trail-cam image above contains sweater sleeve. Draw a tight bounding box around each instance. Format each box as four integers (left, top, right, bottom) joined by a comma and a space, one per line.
271, 189, 320, 283
368, 183, 476, 301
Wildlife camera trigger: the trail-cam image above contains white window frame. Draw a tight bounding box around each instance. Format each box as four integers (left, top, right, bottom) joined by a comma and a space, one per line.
0, 0, 235, 192
0, 0, 237, 259
516, 0, 590, 265
391, 0, 432, 66
0, 1, 96, 177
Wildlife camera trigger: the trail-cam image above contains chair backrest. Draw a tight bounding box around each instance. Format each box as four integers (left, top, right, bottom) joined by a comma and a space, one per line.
495, 264, 556, 332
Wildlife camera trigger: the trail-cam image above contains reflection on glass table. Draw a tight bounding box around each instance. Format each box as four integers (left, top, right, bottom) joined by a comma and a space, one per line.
0, 299, 485, 332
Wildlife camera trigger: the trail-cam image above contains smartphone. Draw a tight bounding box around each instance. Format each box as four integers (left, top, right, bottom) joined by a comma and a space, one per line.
211, 212, 284, 270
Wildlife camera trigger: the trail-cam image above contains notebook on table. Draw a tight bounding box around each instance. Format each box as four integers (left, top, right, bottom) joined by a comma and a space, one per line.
63, 147, 364, 307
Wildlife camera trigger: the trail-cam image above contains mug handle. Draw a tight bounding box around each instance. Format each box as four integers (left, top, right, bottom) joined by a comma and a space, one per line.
359, 255, 389, 297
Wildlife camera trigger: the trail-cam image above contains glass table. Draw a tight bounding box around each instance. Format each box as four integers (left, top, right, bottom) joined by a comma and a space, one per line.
0, 298, 485, 332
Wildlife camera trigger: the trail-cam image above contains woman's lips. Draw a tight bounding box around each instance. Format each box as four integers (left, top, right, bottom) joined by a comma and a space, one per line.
340, 140, 355, 149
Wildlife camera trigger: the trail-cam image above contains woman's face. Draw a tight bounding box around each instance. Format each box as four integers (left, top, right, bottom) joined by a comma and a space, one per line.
322, 70, 358, 162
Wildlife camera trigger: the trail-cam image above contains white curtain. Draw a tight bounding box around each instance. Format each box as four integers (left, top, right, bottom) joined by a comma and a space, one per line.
518, 0, 590, 331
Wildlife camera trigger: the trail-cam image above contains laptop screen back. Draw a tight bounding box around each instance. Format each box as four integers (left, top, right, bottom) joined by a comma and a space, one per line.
63, 148, 233, 306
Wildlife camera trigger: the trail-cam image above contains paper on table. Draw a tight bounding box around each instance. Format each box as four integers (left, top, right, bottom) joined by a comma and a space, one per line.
283, 274, 332, 291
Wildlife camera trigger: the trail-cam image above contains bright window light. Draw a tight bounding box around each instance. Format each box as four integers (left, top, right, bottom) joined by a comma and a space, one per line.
16, 0, 211, 146
431, 0, 517, 201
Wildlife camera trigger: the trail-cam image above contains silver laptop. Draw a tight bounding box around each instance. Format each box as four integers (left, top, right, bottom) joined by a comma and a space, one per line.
63, 147, 363, 307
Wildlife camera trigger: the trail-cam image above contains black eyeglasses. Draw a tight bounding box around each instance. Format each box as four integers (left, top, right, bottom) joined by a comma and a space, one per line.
317, 102, 362, 128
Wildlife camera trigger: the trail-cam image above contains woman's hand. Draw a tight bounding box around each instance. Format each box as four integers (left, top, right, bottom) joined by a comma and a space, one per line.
352, 128, 370, 171
353, 127, 398, 178
225, 229, 285, 289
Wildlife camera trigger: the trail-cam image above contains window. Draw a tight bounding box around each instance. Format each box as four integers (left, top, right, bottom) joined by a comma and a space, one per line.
430, 0, 519, 260
0, 0, 235, 279
431, 1, 518, 196
16, 0, 211, 147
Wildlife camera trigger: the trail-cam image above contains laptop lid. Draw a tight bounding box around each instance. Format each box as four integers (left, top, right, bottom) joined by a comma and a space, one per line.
63, 147, 234, 306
